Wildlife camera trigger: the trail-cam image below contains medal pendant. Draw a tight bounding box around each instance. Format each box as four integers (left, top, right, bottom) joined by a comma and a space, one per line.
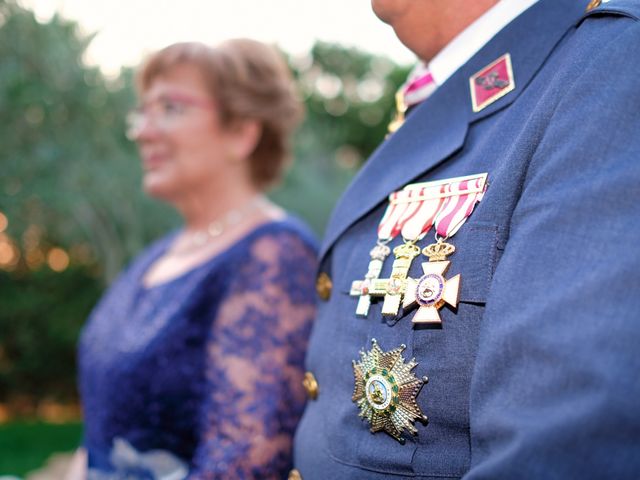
380, 242, 421, 316
350, 244, 391, 316
403, 241, 460, 324
352, 339, 428, 444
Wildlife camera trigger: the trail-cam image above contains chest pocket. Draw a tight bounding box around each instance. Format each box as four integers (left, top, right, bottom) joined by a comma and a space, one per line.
339, 223, 501, 307
328, 222, 502, 476
431, 222, 501, 305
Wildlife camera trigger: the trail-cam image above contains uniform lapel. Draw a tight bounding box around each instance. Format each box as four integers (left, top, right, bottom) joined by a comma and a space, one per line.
320, 0, 589, 260
319, 73, 469, 259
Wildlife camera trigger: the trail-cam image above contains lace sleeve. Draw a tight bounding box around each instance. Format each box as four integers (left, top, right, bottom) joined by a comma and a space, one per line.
188, 229, 317, 479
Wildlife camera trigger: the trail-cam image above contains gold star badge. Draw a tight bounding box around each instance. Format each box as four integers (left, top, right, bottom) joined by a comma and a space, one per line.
352, 339, 428, 444
403, 260, 460, 324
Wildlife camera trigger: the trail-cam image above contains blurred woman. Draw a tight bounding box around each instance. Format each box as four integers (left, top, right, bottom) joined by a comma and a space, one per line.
69, 39, 317, 479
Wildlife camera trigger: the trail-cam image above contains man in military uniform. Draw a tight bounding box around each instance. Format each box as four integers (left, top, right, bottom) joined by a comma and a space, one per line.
292, 0, 640, 478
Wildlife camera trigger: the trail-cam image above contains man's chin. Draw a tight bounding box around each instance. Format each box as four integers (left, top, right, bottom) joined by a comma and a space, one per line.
370, 0, 399, 24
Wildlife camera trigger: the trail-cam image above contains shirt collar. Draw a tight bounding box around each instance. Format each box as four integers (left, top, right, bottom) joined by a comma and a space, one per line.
428, 0, 540, 86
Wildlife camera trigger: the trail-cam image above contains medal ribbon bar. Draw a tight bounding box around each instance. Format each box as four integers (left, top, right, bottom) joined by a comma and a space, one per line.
402, 173, 488, 191
378, 186, 445, 316
351, 173, 488, 319
354, 186, 445, 316
349, 190, 414, 317
351, 187, 441, 316
433, 175, 487, 239
403, 173, 488, 324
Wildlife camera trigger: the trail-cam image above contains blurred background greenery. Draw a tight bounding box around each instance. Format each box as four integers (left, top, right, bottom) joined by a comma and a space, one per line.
0, 0, 409, 475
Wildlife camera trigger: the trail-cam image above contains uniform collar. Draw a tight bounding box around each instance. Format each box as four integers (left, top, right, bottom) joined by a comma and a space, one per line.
429, 0, 541, 86
319, 0, 589, 261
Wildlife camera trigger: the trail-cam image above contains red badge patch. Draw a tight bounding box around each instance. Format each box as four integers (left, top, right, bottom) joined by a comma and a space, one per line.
470, 53, 515, 113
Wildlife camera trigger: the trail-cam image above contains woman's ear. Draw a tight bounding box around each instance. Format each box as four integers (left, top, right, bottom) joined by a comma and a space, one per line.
229, 119, 262, 162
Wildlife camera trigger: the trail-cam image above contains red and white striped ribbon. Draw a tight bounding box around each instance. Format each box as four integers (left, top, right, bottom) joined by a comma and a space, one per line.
378, 190, 409, 241
378, 188, 436, 242
379, 174, 487, 243
400, 185, 445, 241
433, 175, 487, 239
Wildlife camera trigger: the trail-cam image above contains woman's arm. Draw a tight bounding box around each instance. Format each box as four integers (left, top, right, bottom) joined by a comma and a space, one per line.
189, 229, 317, 479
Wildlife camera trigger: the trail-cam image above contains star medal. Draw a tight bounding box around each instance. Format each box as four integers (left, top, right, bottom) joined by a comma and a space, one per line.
352, 339, 428, 443
403, 174, 488, 324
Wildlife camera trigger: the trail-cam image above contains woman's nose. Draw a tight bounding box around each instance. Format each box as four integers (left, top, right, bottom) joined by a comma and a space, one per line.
126, 113, 161, 142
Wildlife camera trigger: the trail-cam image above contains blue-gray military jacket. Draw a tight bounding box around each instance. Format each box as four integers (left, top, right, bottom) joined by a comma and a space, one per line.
293, 0, 640, 478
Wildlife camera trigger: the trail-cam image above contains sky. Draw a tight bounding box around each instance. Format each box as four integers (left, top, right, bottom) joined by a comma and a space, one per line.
19, 0, 417, 76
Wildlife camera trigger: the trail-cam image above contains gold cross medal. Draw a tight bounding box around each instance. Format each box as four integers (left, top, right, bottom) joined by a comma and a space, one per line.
402, 174, 488, 324
351, 186, 446, 317
350, 188, 418, 317
404, 242, 460, 324
379, 241, 421, 316
352, 339, 428, 443
350, 242, 392, 317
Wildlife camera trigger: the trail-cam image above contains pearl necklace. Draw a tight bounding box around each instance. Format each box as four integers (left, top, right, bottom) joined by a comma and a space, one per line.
172, 196, 265, 254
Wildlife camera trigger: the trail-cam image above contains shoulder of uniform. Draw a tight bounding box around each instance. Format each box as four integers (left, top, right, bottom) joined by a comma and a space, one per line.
582, 0, 640, 21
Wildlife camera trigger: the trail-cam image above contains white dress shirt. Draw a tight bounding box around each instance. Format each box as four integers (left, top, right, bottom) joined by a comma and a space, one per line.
428, 0, 540, 86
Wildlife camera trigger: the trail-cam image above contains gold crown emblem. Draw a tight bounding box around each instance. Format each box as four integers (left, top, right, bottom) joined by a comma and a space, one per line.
392, 242, 421, 259
422, 241, 455, 261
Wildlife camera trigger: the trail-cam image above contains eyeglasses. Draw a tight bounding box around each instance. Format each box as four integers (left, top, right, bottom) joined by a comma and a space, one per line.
126, 93, 214, 140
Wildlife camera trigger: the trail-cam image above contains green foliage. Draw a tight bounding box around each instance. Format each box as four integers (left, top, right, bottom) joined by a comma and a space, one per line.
0, 421, 82, 476
0, 1, 411, 407
276, 43, 410, 233
0, 1, 177, 284
0, 268, 101, 403
297, 41, 408, 159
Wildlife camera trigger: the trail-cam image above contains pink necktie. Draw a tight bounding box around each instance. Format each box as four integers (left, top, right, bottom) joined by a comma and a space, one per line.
388, 63, 437, 134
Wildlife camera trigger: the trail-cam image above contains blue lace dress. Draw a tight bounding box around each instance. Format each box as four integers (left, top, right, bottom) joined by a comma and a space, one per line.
78, 217, 318, 479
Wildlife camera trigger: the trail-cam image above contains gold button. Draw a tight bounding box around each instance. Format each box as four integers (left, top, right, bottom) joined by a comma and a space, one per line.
288, 469, 302, 480
585, 0, 601, 11
316, 272, 332, 300
303, 371, 319, 400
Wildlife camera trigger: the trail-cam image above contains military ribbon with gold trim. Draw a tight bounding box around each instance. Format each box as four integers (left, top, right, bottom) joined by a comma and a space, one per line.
351, 173, 488, 321
403, 173, 488, 324
347, 191, 407, 317
350, 185, 445, 316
